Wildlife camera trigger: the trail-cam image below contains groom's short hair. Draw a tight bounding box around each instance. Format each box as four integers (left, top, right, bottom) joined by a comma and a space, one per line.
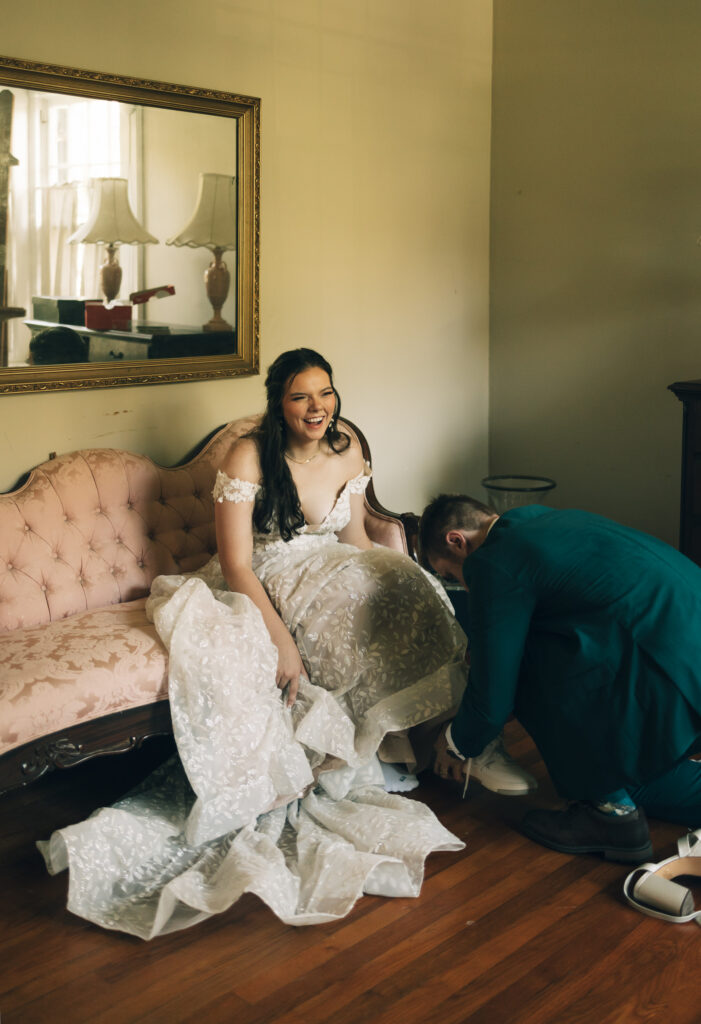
419, 493, 494, 566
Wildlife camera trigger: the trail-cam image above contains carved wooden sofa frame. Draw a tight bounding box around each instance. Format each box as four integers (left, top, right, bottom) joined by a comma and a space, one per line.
0, 416, 418, 796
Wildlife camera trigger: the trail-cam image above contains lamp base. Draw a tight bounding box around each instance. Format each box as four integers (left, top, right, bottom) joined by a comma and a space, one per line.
100, 244, 122, 304
203, 247, 232, 333
203, 315, 233, 333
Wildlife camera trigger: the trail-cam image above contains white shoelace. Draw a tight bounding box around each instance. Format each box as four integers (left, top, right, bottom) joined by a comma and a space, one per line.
462, 737, 512, 798
462, 758, 472, 798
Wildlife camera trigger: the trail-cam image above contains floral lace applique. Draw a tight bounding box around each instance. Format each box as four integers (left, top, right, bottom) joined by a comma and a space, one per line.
212, 471, 261, 504
348, 462, 372, 495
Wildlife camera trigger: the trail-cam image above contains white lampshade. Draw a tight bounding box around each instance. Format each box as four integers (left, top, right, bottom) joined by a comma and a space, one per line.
68, 177, 157, 245
166, 173, 237, 251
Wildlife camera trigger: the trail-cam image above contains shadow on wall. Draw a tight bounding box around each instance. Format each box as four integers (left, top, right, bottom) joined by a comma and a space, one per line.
488, 296, 700, 545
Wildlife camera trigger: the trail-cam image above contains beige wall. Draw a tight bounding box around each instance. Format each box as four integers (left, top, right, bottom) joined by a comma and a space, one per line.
490, 0, 701, 544
1, 0, 493, 516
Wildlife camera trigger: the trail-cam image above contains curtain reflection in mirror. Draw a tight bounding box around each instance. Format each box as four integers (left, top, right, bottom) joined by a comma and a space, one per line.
7, 91, 142, 365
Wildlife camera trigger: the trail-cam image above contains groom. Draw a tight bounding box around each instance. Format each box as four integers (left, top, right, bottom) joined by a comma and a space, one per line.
420, 494, 701, 863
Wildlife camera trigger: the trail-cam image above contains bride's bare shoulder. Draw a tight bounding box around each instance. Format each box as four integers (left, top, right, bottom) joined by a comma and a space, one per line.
219, 435, 262, 483
334, 428, 365, 475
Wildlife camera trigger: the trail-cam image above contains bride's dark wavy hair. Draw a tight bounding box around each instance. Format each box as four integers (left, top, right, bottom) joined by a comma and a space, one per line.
250, 348, 350, 540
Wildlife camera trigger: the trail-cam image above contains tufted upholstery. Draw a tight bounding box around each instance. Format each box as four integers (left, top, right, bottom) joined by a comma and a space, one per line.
0, 415, 260, 634
0, 414, 413, 775
1, 601, 168, 756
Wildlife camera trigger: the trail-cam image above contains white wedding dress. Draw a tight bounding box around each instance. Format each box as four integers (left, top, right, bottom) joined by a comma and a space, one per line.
38, 466, 467, 939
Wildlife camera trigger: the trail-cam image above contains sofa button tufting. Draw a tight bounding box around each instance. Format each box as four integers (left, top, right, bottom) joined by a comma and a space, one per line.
41, 584, 47, 592
7, 563, 13, 570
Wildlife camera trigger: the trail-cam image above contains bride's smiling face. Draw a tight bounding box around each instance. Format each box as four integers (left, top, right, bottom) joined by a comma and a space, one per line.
281, 366, 337, 446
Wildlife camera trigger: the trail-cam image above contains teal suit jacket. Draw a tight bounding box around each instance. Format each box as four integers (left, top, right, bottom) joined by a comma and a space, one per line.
451, 506, 701, 799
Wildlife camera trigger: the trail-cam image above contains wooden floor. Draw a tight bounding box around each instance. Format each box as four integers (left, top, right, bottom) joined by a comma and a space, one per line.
2, 720, 700, 1024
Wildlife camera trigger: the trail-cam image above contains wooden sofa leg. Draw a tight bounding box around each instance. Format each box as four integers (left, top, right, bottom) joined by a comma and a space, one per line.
0, 703, 173, 797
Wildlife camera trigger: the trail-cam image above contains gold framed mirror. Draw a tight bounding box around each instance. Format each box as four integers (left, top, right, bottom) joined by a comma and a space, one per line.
0, 55, 259, 394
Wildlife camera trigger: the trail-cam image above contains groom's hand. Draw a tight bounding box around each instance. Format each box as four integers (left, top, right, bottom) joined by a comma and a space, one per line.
432, 723, 466, 784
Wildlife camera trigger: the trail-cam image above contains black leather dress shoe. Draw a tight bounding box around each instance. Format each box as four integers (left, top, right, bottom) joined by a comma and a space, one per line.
521, 802, 654, 863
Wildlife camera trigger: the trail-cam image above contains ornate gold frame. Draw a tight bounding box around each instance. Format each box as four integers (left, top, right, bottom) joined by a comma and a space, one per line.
0, 55, 259, 394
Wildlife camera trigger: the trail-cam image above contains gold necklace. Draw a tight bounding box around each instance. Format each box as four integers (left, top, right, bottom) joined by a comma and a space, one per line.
285, 448, 321, 465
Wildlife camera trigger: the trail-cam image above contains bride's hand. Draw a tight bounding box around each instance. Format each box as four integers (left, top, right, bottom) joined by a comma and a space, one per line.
275, 632, 307, 707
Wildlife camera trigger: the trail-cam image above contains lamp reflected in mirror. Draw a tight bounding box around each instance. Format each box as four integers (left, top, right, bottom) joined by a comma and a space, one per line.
69, 177, 158, 304
166, 173, 236, 332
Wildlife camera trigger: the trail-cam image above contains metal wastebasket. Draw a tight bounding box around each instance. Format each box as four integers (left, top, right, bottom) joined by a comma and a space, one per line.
481, 475, 556, 514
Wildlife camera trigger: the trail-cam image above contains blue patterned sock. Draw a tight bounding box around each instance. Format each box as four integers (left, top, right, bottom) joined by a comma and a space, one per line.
595, 789, 637, 816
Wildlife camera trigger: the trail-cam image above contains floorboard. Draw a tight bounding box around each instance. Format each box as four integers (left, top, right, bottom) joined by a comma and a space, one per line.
1, 723, 699, 1024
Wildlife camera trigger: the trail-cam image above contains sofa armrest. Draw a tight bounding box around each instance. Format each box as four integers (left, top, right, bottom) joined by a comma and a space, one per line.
341, 418, 418, 559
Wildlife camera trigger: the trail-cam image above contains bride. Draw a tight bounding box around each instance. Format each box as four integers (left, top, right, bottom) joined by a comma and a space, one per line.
38, 349, 470, 939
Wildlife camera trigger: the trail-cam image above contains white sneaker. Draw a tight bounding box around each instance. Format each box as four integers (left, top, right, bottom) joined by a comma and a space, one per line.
469, 735, 537, 796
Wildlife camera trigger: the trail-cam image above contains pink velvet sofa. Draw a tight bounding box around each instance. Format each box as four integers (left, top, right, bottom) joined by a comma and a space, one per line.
0, 416, 418, 795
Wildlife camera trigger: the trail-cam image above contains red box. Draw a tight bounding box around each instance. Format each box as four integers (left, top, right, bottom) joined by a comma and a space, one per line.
85, 302, 132, 331
110, 304, 132, 328
85, 302, 111, 330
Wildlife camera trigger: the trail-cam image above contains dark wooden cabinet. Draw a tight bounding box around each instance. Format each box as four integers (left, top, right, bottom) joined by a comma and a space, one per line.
25, 319, 235, 362
669, 380, 701, 566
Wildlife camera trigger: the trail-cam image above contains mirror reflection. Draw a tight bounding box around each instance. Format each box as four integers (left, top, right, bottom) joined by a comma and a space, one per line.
3, 86, 237, 367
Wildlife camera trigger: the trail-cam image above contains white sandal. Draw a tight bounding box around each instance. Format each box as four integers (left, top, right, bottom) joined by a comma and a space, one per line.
623, 828, 701, 925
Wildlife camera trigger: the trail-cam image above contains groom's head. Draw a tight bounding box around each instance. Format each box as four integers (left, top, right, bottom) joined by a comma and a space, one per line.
419, 494, 497, 585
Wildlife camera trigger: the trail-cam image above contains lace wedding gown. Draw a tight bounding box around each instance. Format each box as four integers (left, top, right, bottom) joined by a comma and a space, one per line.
38, 466, 467, 939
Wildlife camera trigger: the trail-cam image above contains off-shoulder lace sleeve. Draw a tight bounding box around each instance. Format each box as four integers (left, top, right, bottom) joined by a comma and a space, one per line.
212, 470, 261, 503
347, 462, 372, 495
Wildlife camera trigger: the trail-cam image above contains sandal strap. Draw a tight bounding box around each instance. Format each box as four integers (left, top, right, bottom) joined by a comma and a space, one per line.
624, 834, 701, 925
